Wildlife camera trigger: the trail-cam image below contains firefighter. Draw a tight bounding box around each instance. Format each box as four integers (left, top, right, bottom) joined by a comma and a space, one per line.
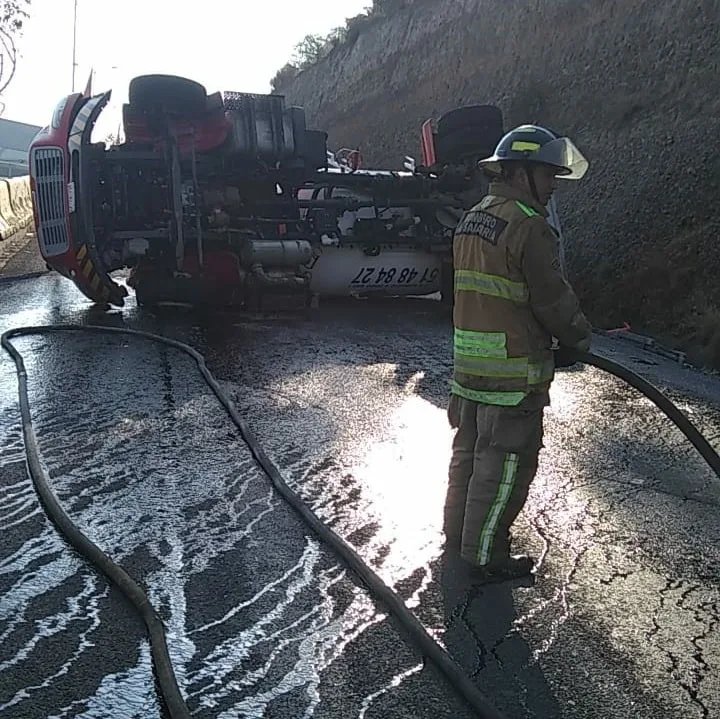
444, 124, 593, 582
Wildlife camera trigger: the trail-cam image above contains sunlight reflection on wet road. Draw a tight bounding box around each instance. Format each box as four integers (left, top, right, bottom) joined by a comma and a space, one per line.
1, 274, 719, 719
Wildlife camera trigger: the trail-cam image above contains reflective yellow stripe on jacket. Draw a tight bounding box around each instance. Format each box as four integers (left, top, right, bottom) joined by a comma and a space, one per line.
453, 328, 553, 380
454, 270, 529, 304
454, 328, 508, 358
452, 328, 528, 405
450, 381, 528, 407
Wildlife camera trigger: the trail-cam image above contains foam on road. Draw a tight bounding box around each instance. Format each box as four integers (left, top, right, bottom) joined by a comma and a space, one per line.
1, 276, 718, 718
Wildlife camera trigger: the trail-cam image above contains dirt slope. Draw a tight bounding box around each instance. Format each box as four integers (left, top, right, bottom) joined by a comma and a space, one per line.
276, 0, 720, 367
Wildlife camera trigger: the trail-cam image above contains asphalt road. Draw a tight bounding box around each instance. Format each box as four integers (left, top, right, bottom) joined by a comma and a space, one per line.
0, 266, 719, 718
0, 230, 47, 278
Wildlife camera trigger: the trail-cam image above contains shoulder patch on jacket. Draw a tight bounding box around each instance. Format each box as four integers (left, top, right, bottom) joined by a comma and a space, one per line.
455, 210, 508, 246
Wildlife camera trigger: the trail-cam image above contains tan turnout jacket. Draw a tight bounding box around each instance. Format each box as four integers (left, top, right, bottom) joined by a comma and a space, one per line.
451, 181, 591, 407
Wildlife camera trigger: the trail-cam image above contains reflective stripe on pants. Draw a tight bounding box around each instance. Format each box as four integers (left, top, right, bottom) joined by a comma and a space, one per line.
476, 452, 519, 563
445, 394, 544, 566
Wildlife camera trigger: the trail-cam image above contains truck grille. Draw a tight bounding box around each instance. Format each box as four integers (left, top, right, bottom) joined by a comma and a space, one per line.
31, 147, 69, 256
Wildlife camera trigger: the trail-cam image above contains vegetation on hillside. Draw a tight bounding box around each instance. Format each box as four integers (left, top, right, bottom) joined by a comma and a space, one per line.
270, 0, 414, 92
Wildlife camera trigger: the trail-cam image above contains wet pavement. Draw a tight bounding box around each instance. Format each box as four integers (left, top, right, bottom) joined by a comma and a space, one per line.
0, 231, 48, 278
0, 269, 719, 719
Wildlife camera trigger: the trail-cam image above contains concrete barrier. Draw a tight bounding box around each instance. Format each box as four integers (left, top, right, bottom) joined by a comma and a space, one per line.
11, 177, 32, 228
0, 176, 33, 240
6, 178, 22, 226
0, 181, 19, 240
9, 176, 32, 227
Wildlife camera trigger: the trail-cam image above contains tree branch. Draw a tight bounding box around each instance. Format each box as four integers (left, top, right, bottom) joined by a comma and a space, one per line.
0, 25, 17, 96
0, 0, 30, 109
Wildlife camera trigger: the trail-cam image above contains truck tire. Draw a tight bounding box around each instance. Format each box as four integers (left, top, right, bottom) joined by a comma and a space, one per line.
437, 105, 503, 137
436, 105, 504, 163
129, 74, 207, 115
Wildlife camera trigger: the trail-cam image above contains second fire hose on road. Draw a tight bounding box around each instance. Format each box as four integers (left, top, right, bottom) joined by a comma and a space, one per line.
2, 324, 719, 719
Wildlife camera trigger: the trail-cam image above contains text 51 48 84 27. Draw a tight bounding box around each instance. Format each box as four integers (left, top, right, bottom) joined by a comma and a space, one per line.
350, 266, 439, 287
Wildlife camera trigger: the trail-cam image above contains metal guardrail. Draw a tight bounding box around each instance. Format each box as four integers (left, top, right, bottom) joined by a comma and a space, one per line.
593, 327, 694, 369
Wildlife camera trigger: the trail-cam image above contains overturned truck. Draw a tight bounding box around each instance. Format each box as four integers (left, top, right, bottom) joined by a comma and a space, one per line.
28, 74, 564, 309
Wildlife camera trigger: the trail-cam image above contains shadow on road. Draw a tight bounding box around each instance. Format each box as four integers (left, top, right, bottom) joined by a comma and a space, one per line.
418, 549, 563, 718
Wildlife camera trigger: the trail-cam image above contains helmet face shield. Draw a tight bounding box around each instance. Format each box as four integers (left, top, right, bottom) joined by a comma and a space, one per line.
533, 137, 589, 180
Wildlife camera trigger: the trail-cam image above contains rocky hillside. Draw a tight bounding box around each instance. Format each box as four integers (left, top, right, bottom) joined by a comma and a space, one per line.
275, 0, 720, 367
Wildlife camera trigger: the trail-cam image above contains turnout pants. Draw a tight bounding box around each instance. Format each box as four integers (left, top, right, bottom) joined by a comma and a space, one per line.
445, 394, 545, 567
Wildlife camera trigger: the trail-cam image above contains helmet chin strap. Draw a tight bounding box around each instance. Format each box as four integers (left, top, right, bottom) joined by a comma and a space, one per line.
524, 162, 542, 204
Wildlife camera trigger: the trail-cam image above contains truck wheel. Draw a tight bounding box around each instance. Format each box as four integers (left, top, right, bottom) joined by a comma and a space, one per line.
436, 105, 505, 163
129, 74, 207, 115
437, 105, 503, 136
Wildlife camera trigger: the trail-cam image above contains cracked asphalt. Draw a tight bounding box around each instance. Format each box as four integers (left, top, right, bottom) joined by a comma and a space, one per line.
0, 264, 719, 718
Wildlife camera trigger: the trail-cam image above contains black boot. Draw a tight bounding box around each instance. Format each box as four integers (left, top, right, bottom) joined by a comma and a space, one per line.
469, 554, 536, 583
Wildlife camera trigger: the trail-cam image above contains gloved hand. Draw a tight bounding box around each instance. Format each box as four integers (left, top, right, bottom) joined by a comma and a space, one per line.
574, 333, 592, 353
553, 345, 581, 368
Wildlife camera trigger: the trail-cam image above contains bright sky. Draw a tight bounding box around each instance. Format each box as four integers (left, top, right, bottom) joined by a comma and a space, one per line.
1, 0, 369, 137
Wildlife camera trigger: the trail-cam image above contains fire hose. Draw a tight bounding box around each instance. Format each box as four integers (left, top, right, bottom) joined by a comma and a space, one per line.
2, 325, 720, 719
